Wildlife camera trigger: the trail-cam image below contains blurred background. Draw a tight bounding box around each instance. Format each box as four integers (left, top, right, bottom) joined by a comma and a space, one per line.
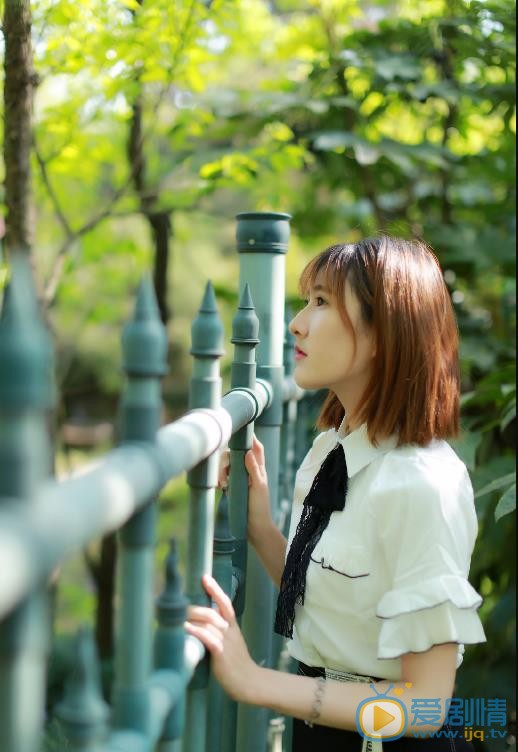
0, 1, 515, 749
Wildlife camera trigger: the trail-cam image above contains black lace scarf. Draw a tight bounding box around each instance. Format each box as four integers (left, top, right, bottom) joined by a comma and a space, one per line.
274, 442, 349, 639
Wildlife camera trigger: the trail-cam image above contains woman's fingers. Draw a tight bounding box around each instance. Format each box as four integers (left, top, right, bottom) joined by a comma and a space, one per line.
218, 448, 230, 489
244, 448, 258, 473
186, 604, 229, 632
219, 437, 266, 490
252, 435, 265, 464
245, 445, 267, 486
184, 621, 224, 655
201, 574, 235, 623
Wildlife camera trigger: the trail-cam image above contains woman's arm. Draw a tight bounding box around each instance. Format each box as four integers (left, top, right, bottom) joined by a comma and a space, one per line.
219, 436, 287, 588
185, 574, 458, 739
253, 643, 458, 735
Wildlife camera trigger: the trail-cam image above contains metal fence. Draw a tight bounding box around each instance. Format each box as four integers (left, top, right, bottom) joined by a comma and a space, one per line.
0, 212, 322, 752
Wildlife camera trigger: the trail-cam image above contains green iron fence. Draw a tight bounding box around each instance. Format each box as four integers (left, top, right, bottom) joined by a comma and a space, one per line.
0, 212, 321, 752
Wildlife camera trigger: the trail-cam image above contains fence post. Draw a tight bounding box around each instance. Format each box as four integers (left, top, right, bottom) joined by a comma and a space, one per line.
207, 490, 235, 752
279, 308, 299, 538
183, 281, 224, 752
234, 211, 291, 752
0, 258, 54, 752
271, 309, 297, 668
112, 277, 168, 732
227, 283, 259, 617
155, 538, 189, 752
211, 283, 260, 752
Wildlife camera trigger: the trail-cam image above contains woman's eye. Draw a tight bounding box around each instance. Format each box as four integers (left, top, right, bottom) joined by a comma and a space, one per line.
300, 296, 326, 308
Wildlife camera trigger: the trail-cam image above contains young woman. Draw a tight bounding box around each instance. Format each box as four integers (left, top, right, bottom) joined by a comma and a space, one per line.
184, 236, 486, 751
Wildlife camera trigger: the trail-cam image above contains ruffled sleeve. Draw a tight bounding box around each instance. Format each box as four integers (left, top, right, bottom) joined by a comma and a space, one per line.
374, 449, 486, 664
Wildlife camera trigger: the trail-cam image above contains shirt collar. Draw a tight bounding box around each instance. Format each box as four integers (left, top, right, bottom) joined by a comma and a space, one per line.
335, 417, 398, 478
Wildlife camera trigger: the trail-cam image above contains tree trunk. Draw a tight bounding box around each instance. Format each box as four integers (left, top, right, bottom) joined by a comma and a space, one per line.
150, 211, 172, 324
127, 93, 172, 326
2, 0, 35, 256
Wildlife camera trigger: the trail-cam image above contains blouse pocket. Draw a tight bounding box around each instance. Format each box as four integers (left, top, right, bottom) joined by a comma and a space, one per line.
307, 542, 374, 617
310, 544, 371, 579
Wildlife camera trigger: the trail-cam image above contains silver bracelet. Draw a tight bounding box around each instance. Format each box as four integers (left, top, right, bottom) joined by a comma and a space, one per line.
304, 676, 326, 728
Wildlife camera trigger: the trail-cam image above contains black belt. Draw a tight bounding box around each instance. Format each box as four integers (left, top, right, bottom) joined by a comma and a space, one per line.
297, 660, 383, 682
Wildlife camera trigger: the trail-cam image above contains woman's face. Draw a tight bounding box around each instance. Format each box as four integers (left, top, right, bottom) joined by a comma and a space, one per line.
288, 274, 376, 406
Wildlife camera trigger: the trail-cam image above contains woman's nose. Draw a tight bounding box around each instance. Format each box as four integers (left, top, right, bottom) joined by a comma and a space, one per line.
288, 310, 306, 337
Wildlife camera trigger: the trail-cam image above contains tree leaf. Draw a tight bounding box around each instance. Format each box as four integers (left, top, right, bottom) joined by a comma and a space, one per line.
475, 472, 516, 498
494, 484, 516, 522
450, 431, 483, 471
500, 399, 516, 431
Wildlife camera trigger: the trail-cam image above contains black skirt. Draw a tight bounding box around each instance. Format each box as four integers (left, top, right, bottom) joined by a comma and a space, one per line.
292, 662, 475, 752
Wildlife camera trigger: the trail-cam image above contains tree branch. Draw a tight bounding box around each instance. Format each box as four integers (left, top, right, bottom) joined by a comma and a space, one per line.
35, 142, 74, 239
40, 0, 201, 306
42, 170, 135, 308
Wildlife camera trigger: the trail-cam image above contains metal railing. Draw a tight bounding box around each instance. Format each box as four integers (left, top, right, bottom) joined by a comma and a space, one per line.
0, 212, 319, 752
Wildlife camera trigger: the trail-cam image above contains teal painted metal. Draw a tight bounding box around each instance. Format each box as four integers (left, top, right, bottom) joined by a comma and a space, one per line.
184, 281, 225, 752
0, 257, 54, 752
235, 212, 291, 254
280, 305, 298, 533
154, 538, 189, 750
217, 283, 260, 752
228, 283, 259, 622
0, 212, 302, 752
274, 307, 300, 752
271, 310, 296, 670
207, 490, 235, 752
54, 629, 110, 751
235, 212, 291, 752
0, 384, 272, 621
113, 277, 168, 734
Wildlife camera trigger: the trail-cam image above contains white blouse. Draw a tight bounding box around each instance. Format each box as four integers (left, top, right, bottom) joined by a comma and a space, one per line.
285, 419, 486, 681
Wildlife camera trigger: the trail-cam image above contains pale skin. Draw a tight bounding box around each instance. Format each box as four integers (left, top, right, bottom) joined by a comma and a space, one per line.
185, 280, 458, 737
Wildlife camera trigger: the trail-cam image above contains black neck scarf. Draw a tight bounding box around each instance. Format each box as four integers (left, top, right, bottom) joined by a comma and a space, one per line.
274, 442, 349, 639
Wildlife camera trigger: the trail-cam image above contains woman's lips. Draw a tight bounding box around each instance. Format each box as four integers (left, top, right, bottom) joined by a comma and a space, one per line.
294, 346, 307, 360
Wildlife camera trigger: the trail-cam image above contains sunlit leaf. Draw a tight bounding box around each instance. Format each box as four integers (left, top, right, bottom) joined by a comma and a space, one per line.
494, 484, 516, 521
475, 472, 516, 498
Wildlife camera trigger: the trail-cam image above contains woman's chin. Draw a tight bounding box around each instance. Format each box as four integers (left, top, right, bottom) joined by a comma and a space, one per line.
293, 372, 323, 391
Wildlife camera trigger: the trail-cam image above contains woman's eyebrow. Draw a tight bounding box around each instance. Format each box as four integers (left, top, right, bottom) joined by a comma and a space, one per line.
311, 284, 331, 293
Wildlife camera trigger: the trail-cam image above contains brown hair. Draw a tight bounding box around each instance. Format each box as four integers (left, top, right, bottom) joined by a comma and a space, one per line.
298, 236, 460, 447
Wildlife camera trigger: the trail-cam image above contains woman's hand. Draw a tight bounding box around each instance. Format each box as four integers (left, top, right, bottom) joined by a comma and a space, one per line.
184, 574, 259, 703
245, 436, 273, 544
218, 436, 273, 546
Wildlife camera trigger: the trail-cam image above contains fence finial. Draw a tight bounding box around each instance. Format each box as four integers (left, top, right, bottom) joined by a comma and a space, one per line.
0, 255, 54, 409
231, 283, 260, 347
190, 280, 224, 359
213, 490, 235, 557
156, 538, 189, 627
122, 275, 168, 377
55, 628, 110, 747
154, 538, 189, 744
